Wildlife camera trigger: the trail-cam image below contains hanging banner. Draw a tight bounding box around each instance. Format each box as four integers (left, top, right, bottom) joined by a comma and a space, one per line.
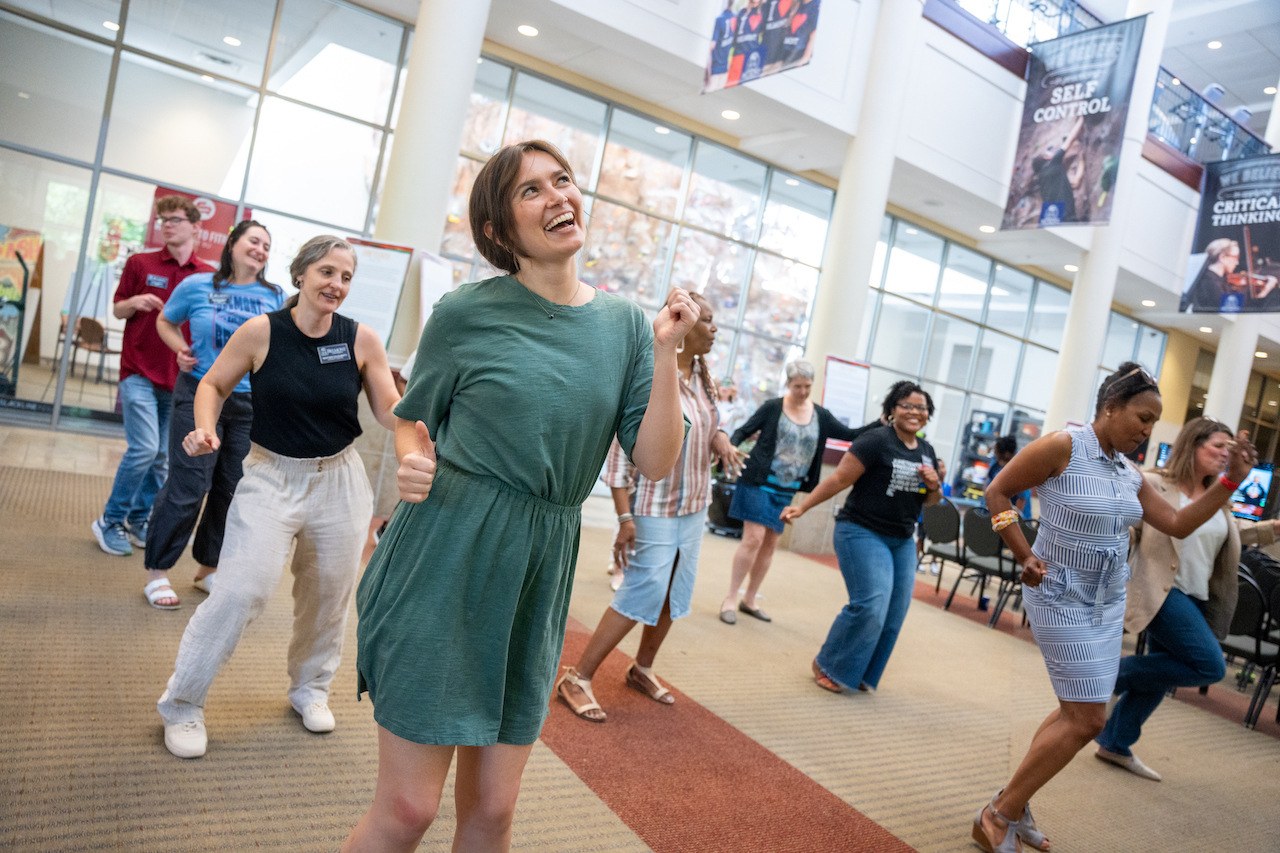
144, 188, 248, 267
1180, 153, 1280, 313
1000, 16, 1146, 230
702, 0, 821, 94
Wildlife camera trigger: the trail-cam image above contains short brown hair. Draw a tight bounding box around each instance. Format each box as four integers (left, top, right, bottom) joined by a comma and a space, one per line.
1160, 416, 1233, 490
155, 194, 200, 224
469, 140, 576, 274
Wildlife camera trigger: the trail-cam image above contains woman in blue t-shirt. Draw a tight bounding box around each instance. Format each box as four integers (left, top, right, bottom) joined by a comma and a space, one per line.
782, 380, 942, 693
142, 221, 283, 609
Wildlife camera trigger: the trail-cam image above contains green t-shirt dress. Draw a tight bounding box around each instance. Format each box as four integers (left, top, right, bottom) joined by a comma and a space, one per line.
356, 275, 662, 746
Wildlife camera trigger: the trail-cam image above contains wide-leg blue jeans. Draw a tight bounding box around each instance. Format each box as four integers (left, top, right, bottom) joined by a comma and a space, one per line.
817, 520, 917, 690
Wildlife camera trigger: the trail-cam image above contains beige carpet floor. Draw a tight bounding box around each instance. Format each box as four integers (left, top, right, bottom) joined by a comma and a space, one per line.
2, 464, 1278, 852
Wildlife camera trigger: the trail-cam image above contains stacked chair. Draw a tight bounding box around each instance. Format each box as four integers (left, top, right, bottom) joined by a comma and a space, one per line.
941, 506, 1031, 629
1229, 549, 1280, 728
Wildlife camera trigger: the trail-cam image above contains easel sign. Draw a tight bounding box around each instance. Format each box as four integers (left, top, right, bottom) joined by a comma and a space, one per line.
821, 355, 870, 452
343, 238, 413, 345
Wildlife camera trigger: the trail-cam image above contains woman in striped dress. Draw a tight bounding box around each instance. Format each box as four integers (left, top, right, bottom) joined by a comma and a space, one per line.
971, 362, 1255, 853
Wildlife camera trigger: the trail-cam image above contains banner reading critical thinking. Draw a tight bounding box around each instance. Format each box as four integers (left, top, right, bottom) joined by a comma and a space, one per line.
702, 0, 820, 94
1001, 16, 1146, 231
1180, 153, 1280, 314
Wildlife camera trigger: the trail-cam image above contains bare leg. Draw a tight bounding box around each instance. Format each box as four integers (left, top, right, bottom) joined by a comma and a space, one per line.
342, 725, 456, 853
741, 527, 781, 610
636, 583, 676, 669
722, 522, 767, 613
559, 607, 637, 721
452, 742, 536, 853
980, 701, 1103, 850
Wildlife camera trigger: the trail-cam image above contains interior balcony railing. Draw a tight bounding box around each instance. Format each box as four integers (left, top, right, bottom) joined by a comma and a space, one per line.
1148, 67, 1271, 164
953, 0, 1102, 48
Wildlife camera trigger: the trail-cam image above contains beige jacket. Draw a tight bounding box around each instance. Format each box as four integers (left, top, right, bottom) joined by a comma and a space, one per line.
1126, 472, 1275, 640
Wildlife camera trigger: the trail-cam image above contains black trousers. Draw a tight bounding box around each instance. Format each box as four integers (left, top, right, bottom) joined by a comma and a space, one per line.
144, 371, 253, 571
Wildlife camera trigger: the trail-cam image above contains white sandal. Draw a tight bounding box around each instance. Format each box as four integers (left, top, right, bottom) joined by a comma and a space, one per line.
555, 667, 606, 722
144, 578, 180, 610
193, 573, 215, 594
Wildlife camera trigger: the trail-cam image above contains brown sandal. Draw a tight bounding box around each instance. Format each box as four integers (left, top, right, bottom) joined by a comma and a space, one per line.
812, 658, 843, 693
625, 663, 674, 704
555, 667, 606, 722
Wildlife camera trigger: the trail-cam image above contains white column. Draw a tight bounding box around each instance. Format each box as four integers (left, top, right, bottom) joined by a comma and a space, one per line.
804, 0, 925, 398
377, 0, 492, 355
1266, 74, 1280, 149
1043, 0, 1173, 430
1203, 314, 1260, 430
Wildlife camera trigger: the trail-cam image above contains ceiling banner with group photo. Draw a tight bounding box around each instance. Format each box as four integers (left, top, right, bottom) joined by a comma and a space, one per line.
1001, 16, 1146, 230
702, 0, 821, 94
1181, 153, 1280, 313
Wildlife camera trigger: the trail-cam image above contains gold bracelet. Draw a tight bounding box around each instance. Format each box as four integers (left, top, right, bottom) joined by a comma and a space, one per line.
991, 510, 1020, 531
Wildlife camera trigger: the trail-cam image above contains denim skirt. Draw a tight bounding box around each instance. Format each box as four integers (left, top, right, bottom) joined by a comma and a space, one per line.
610, 509, 707, 625
728, 482, 793, 534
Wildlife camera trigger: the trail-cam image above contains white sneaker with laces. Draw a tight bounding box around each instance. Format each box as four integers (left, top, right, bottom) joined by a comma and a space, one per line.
296, 701, 335, 733
164, 720, 207, 758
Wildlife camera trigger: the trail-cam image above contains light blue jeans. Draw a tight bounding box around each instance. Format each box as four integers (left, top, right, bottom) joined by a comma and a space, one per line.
817, 520, 917, 690
102, 373, 172, 526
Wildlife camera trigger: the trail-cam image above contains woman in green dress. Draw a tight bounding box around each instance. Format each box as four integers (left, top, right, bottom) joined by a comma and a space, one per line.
344, 140, 697, 853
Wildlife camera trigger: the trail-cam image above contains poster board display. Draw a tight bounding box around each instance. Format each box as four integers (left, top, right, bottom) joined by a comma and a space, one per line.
1180, 153, 1280, 313
702, 0, 821, 93
144, 188, 248, 267
419, 251, 455, 330
820, 355, 868, 452
1001, 16, 1146, 230
342, 238, 413, 345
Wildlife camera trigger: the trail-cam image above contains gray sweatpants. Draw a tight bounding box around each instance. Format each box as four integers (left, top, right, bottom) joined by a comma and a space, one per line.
158, 443, 373, 725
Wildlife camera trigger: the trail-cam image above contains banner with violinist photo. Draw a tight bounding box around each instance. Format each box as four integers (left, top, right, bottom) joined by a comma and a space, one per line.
1181, 153, 1280, 314
702, 0, 820, 94
1001, 16, 1145, 230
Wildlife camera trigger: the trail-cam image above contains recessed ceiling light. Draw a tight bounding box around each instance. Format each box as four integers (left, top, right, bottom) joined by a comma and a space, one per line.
17, 92, 29, 99
904, 228, 918, 235
517, 25, 538, 36
1199, 326, 1213, 333
1171, 77, 1181, 86
477, 58, 483, 64
654, 126, 670, 135
1256, 351, 1268, 358
1141, 299, 1156, 307
785, 178, 800, 186
979, 225, 996, 233
1207, 40, 1222, 49
223, 36, 241, 46
201, 75, 214, 82
103, 20, 119, 31
1270, 401, 1278, 406
1064, 264, 1079, 272
1267, 87, 1278, 95
721, 109, 740, 120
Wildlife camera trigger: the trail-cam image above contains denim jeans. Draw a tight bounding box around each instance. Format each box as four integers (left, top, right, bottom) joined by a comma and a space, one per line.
102, 374, 172, 526
817, 520, 917, 690
1096, 588, 1226, 755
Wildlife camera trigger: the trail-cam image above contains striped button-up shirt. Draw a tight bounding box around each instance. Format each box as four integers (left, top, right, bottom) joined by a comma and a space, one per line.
602, 369, 719, 518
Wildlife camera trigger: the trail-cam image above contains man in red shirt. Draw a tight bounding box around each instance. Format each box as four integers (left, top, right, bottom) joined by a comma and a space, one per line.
92, 196, 214, 572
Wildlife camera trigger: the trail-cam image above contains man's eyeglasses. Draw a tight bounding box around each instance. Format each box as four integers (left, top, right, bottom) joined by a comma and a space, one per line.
159, 216, 192, 226
896, 403, 929, 413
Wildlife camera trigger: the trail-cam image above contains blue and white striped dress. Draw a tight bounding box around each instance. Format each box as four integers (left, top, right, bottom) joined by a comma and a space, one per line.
1023, 425, 1143, 703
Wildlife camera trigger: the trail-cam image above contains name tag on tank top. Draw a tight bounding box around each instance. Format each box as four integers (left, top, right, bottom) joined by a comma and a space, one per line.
317, 343, 351, 364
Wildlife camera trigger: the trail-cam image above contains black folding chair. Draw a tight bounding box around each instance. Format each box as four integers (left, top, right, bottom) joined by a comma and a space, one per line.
990, 517, 1036, 628
1217, 574, 1277, 727
1242, 583, 1280, 728
921, 499, 967, 589
946, 508, 1019, 627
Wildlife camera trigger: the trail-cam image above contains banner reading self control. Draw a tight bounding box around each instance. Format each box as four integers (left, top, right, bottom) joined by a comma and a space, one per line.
1181, 153, 1280, 314
702, 0, 821, 94
1001, 16, 1146, 231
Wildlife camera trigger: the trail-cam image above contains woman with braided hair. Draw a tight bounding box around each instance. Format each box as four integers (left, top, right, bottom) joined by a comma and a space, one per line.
969, 362, 1256, 853
558, 292, 743, 721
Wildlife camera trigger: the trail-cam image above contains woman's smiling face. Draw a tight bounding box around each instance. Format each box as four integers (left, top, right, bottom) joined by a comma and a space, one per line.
508, 151, 585, 265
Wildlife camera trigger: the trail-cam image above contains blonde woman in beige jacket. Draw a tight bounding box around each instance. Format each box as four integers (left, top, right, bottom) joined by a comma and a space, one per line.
1096, 417, 1279, 781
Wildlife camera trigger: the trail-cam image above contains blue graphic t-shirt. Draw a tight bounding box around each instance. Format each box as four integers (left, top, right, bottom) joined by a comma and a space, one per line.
163, 272, 284, 393
710, 9, 737, 74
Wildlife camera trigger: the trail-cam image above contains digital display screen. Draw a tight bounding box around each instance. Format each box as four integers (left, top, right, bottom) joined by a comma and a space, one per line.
1156, 443, 1172, 467
1230, 465, 1273, 520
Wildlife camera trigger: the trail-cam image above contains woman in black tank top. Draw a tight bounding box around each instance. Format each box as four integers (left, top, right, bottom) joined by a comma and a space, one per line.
154, 236, 400, 760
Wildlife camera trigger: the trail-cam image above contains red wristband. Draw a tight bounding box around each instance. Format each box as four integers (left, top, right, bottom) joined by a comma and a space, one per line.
1219, 472, 1240, 492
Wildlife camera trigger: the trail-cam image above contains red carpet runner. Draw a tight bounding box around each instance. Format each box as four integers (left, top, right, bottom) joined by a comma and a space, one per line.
540, 618, 918, 853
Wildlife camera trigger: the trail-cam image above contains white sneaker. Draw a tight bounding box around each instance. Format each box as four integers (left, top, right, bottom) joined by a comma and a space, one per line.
164, 720, 207, 758
295, 701, 335, 733
1095, 747, 1161, 781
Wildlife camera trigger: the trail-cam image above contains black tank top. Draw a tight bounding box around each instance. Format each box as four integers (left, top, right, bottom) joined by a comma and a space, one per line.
250, 308, 363, 458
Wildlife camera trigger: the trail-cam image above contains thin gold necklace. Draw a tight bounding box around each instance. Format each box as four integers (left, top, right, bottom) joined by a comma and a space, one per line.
522, 279, 581, 320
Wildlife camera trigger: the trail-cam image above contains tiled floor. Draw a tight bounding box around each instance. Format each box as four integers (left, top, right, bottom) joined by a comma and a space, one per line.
0, 423, 126, 476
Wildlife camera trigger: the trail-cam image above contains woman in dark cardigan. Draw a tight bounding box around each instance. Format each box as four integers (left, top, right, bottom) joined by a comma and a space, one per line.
719, 360, 860, 624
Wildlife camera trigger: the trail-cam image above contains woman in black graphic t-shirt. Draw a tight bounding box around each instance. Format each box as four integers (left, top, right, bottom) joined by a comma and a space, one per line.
782, 381, 941, 693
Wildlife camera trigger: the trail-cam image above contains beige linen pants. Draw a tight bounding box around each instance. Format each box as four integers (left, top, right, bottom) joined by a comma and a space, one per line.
158, 443, 373, 725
